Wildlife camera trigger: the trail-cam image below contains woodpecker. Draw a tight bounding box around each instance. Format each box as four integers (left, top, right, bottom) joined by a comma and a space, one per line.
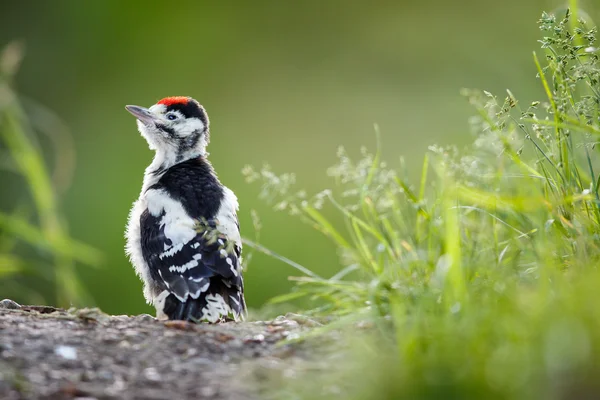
124, 96, 246, 322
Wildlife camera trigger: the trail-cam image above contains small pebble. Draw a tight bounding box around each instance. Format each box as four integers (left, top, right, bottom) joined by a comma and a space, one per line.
200, 386, 217, 397
143, 367, 161, 382
134, 313, 156, 322
0, 299, 21, 309
55, 345, 78, 360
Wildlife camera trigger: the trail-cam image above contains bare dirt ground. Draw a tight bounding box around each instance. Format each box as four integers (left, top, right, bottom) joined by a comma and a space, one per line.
0, 299, 321, 400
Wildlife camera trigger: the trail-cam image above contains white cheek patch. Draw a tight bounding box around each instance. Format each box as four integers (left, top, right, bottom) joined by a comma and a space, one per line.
176, 118, 205, 137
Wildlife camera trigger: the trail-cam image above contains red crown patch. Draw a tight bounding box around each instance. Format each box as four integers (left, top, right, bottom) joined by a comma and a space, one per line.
157, 96, 190, 106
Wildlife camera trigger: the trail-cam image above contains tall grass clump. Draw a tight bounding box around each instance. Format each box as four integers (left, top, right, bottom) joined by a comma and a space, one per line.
246, 10, 600, 399
0, 42, 101, 306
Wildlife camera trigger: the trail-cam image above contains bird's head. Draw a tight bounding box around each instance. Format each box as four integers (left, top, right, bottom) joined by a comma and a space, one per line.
126, 96, 210, 164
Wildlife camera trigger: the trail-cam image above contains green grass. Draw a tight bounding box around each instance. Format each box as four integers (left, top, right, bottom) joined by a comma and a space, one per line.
246, 9, 600, 399
0, 42, 101, 306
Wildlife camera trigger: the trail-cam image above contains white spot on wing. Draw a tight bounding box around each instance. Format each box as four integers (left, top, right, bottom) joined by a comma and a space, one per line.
189, 277, 211, 299
229, 296, 240, 307
187, 277, 210, 296
226, 257, 238, 277
169, 254, 203, 273
159, 243, 184, 260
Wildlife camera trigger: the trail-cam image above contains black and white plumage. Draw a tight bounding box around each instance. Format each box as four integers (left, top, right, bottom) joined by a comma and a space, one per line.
125, 96, 245, 322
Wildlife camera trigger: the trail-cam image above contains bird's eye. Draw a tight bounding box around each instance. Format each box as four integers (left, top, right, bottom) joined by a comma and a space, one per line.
166, 114, 177, 121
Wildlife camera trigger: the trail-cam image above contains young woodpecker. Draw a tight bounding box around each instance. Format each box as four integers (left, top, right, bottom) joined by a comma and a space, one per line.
125, 96, 246, 322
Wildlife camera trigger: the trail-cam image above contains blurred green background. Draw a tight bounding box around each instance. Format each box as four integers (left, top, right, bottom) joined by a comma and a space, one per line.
1, 0, 596, 315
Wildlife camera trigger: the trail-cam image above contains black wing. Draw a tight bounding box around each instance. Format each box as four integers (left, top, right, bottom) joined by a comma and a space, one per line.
140, 209, 244, 318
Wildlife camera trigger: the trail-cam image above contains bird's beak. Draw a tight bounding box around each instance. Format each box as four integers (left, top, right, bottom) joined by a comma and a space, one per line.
125, 105, 157, 125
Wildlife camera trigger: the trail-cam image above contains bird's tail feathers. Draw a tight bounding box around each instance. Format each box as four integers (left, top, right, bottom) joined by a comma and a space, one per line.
159, 279, 245, 323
